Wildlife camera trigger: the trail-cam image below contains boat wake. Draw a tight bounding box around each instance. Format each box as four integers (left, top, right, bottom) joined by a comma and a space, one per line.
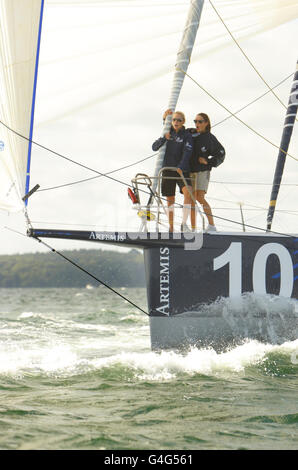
93, 339, 298, 381
0, 292, 297, 382
0, 334, 297, 382
163, 293, 298, 348
181, 292, 297, 319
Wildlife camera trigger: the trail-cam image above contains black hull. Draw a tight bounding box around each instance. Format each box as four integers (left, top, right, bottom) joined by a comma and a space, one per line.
149, 311, 298, 352
29, 229, 298, 351
144, 233, 298, 350
144, 233, 298, 314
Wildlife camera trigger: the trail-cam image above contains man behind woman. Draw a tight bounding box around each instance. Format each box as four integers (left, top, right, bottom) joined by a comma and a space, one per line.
152, 109, 225, 232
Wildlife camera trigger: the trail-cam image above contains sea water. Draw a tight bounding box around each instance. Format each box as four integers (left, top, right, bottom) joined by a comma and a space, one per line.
0, 287, 297, 450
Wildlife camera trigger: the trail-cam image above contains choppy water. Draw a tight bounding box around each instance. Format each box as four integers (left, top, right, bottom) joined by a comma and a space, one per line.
0, 287, 297, 450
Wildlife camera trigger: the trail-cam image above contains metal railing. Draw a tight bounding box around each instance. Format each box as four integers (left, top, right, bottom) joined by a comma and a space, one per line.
131, 167, 205, 232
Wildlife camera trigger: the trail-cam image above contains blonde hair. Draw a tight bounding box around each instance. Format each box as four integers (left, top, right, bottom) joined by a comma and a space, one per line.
173, 111, 185, 122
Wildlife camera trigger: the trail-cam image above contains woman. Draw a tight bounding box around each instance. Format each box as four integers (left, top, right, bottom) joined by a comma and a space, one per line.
189, 113, 225, 232
152, 110, 193, 232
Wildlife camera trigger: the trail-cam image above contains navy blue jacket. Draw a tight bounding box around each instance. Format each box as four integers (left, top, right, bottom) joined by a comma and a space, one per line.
152, 127, 193, 172
188, 130, 225, 172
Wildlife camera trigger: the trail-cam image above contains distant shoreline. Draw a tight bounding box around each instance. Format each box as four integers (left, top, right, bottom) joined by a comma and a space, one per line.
0, 248, 145, 288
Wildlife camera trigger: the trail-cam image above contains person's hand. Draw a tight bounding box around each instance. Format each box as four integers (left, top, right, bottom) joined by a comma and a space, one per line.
176, 168, 183, 176
199, 157, 208, 164
165, 132, 171, 140
163, 109, 173, 120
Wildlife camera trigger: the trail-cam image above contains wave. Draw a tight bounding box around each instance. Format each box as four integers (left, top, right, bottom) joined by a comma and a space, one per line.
92, 339, 298, 381
0, 338, 297, 382
183, 292, 298, 317
0, 292, 297, 382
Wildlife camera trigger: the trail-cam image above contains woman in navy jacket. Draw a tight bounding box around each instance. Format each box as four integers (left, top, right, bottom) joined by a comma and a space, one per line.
152, 111, 193, 232
189, 113, 225, 232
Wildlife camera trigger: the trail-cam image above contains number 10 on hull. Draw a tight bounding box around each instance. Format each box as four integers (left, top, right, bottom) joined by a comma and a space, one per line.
214, 241, 295, 298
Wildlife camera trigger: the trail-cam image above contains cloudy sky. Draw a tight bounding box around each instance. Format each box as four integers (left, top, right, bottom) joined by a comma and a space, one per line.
0, 0, 298, 255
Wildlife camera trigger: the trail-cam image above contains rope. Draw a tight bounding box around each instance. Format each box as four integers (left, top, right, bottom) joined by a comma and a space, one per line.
2, 118, 296, 232
0, 118, 156, 194
37, 152, 158, 193
208, 0, 298, 122
37, 71, 296, 193
0, 70, 296, 196
183, 70, 298, 163
3, 225, 149, 317
1, 112, 297, 230
212, 72, 296, 129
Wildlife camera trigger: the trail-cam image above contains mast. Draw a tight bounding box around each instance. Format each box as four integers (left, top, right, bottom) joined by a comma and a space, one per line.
152, 0, 205, 193
266, 59, 298, 231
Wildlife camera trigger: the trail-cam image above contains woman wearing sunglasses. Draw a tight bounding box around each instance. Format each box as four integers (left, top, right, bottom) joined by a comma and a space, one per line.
189, 113, 225, 232
152, 111, 193, 232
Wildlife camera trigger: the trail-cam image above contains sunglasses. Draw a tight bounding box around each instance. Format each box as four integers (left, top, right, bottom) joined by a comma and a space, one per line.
172, 118, 183, 122
194, 119, 205, 124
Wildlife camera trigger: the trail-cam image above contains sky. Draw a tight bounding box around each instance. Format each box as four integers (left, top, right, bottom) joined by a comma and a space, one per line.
0, 0, 298, 255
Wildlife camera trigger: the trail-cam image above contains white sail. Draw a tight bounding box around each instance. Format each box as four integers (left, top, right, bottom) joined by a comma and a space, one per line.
31, 0, 298, 126
0, 0, 297, 214
0, 0, 44, 213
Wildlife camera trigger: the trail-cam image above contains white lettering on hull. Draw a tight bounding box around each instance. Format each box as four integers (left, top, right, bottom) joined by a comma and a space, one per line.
89, 231, 126, 242
156, 247, 170, 315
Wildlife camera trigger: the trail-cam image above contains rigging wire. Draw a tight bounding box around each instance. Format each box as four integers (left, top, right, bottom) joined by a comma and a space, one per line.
0, 17, 297, 228
212, 72, 296, 129
182, 69, 298, 163
208, 0, 298, 121
37, 71, 294, 192
1, 77, 298, 233
37, 152, 158, 192
0, 108, 297, 229
5, 71, 294, 195
3, 225, 149, 317
0, 118, 137, 190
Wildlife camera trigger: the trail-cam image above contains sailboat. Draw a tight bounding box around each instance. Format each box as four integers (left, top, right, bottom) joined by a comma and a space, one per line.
0, 0, 297, 351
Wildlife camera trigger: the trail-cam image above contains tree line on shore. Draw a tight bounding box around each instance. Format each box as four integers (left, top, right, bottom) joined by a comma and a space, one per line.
0, 248, 146, 288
